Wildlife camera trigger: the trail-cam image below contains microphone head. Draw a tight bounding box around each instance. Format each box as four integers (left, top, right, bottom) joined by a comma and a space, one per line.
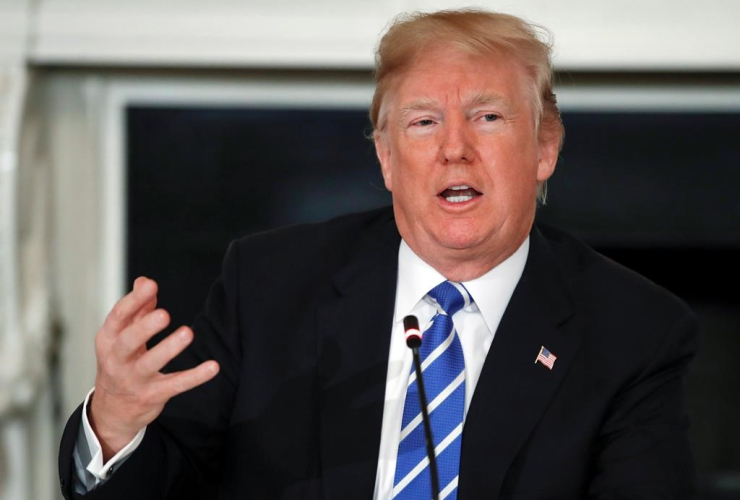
403, 315, 422, 349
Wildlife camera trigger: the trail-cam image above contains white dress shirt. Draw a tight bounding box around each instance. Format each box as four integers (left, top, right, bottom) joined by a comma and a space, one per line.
372, 238, 528, 499
73, 388, 146, 492
74, 237, 529, 496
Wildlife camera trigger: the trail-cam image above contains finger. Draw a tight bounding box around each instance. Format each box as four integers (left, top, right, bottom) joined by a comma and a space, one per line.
132, 295, 158, 323
135, 326, 193, 376
151, 361, 220, 403
102, 277, 159, 335
115, 308, 170, 360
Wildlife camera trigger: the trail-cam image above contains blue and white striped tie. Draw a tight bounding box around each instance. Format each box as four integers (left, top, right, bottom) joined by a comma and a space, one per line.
393, 281, 472, 500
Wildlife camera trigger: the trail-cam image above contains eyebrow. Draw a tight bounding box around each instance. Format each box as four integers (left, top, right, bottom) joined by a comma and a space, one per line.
399, 98, 440, 118
467, 92, 512, 110
398, 92, 513, 119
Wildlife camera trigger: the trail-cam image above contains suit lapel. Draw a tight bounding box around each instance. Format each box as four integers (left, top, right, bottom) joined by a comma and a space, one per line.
317, 214, 401, 500
458, 226, 581, 499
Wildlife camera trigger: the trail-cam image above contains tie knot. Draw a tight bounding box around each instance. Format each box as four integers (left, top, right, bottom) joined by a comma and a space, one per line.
427, 281, 472, 317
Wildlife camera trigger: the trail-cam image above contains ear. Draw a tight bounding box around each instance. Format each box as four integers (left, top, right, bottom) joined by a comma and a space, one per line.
536, 130, 560, 182
374, 131, 393, 192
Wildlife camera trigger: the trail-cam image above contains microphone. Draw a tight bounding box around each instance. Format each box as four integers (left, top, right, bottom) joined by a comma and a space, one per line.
403, 315, 422, 348
403, 315, 440, 500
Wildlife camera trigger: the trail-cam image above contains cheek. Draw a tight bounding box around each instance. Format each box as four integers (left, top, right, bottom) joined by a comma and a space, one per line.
481, 143, 540, 200
391, 144, 428, 188
501, 134, 540, 175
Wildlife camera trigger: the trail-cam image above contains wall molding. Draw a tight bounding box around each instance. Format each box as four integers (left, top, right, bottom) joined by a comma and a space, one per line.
27, 0, 740, 71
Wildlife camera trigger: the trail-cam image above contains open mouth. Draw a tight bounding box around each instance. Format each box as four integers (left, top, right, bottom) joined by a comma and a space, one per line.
438, 184, 482, 203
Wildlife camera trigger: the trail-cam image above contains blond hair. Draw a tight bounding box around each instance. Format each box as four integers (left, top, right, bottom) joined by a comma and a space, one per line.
370, 9, 564, 183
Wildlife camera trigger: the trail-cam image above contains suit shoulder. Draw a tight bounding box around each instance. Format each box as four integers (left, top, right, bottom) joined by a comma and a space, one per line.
537, 224, 694, 321
225, 206, 395, 277
236, 205, 392, 249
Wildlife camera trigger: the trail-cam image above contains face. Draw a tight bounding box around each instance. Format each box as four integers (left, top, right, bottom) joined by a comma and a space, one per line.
374, 46, 559, 279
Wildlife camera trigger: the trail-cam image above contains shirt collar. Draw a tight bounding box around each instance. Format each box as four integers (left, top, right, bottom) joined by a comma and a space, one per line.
394, 237, 530, 335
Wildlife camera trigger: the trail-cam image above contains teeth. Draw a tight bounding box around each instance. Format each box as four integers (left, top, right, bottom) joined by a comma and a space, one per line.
449, 185, 470, 190
445, 194, 474, 203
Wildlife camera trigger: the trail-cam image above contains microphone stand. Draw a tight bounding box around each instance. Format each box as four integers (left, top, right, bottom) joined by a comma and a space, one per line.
404, 316, 440, 500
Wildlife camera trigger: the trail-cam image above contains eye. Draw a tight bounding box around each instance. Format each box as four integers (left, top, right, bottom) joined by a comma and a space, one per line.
482, 113, 499, 122
413, 119, 435, 127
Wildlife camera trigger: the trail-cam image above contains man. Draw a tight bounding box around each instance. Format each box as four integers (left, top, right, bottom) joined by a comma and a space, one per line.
59, 9, 699, 500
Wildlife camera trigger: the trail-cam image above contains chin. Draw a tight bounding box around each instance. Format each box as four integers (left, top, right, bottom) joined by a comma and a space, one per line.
433, 219, 490, 249
435, 231, 488, 253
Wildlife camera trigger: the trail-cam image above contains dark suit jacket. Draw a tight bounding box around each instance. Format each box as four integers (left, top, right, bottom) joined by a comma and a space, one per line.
59, 206, 699, 499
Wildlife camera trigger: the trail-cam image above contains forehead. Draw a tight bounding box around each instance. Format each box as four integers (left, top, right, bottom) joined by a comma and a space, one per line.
383, 46, 532, 114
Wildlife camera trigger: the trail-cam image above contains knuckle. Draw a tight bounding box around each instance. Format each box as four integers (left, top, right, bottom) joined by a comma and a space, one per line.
96, 352, 117, 376
160, 332, 183, 358
94, 331, 105, 350
170, 373, 193, 395
109, 303, 127, 324
172, 378, 187, 395
105, 363, 127, 385
132, 357, 150, 377
116, 332, 137, 354
138, 387, 157, 406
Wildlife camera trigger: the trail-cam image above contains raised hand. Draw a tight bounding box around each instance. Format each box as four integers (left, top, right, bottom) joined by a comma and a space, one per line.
89, 277, 219, 461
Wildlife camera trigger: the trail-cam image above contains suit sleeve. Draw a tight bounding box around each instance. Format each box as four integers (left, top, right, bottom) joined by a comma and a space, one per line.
58, 241, 244, 500
587, 309, 700, 499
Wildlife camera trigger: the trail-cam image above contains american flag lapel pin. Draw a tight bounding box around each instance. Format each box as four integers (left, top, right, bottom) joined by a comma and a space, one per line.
535, 346, 557, 370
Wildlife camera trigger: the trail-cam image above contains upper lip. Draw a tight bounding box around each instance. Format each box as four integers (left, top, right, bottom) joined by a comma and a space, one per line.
438, 182, 482, 195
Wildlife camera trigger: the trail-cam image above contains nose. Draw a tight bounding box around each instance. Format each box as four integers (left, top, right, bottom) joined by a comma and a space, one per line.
440, 116, 474, 164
